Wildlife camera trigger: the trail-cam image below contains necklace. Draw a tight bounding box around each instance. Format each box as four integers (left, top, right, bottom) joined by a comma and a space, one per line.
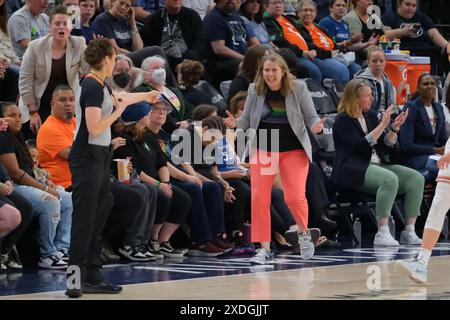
88, 71, 105, 83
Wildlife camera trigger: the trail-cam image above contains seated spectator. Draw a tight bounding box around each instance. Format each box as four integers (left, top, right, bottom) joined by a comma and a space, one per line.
228, 44, 268, 101
145, 100, 231, 256
296, 0, 361, 82
0, 0, 21, 103
18, 5, 88, 139
355, 46, 397, 116
333, 78, 423, 246
381, 0, 450, 74
133, 0, 164, 22
114, 101, 191, 258
203, 0, 259, 88
36, 85, 76, 190
8, 0, 50, 58
91, 0, 144, 54
71, 0, 96, 43
140, 0, 205, 71
263, 0, 347, 84
183, 0, 214, 19
399, 74, 448, 182
319, 0, 378, 66
229, 91, 247, 118
0, 102, 73, 269
239, 0, 275, 50
106, 54, 141, 92
344, 0, 414, 62
275, 47, 310, 79
176, 60, 227, 115
135, 55, 193, 133
0, 162, 33, 271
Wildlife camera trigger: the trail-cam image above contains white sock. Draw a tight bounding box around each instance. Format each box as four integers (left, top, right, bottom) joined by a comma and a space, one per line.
416, 248, 432, 267
379, 225, 390, 234
405, 224, 415, 232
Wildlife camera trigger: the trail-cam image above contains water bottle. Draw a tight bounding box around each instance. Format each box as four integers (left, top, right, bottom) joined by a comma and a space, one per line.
442, 216, 449, 239
353, 217, 362, 244
388, 216, 396, 238
131, 169, 140, 184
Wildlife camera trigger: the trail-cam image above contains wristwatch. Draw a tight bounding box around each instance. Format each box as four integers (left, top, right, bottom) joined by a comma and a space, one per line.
390, 125, 399, 133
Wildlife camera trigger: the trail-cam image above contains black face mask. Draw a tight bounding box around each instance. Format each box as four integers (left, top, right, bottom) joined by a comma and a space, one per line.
113, 72, 131, 88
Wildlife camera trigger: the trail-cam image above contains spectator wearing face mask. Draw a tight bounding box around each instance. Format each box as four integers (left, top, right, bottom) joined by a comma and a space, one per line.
134, 55, 194, 133
106, 54, 141, 93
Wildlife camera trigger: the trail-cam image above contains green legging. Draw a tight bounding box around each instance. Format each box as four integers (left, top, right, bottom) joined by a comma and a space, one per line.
358, 163, 425, 221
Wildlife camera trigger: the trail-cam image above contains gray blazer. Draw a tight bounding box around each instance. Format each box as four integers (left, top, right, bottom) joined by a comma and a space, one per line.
18, 34, 88, 123
237, 79, 320, 161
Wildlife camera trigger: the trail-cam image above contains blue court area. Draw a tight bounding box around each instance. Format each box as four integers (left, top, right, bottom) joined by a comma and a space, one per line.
2, 240, 450, 297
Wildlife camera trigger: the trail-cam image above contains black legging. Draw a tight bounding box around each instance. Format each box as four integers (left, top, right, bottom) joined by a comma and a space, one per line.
224, 179, 251, 233
0, 191, 33, 254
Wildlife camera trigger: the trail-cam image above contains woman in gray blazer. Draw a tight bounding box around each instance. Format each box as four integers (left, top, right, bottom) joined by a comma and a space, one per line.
225, 53, 324, 264
18, 5, 89, 137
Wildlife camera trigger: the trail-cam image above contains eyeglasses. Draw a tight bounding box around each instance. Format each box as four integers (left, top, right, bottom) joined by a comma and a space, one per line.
150, 106, 171, 114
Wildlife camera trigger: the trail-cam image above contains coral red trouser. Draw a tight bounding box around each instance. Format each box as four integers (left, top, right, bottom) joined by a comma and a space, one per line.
250, 149, 309, 243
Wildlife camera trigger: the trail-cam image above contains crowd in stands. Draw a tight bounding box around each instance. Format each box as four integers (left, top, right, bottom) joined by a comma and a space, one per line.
0, 0, 450, 272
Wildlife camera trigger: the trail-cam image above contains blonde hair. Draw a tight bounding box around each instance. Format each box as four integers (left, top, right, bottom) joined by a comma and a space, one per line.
366, 45, 385, 60
254, 53, 295, 97
338, 78, 371, 118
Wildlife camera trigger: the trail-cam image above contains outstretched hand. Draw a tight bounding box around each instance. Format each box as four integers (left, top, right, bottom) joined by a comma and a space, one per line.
224, 110, 237, 129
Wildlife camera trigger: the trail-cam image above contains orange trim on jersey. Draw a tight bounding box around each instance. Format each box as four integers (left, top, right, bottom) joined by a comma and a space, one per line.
85, 73, 105, 86
304, 24, 335, 51
277, 16, 309, 52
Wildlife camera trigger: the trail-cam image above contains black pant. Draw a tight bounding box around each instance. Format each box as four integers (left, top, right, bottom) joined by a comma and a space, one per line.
0, 191, 33, 254
224, 179, 251, 233
103, 182, 152, 247
270, 187, 296, 235
206, 58, 241, 89
155, 184, 191, 225
68, 145, 114, 281
173, 180, 224, 243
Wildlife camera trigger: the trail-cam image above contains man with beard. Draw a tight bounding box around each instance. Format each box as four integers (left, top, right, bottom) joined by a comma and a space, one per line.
203, 0, 259, 88
36, 85, 77, 189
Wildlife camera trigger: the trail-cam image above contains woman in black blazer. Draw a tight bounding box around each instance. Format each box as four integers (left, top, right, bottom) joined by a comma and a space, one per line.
399, 74, 448, 182
332, 78, 423, 247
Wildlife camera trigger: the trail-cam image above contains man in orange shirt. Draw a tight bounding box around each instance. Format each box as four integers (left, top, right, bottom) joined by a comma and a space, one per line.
37, 85, 75, 189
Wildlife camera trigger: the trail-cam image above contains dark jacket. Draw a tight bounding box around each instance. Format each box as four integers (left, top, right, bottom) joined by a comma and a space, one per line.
332, 110, 395, 188
228, 72, 252, 102
0, 162, 12, 183
140, 7, 205, 61
262, 13, 333, 59
134, 83, 194, 134
399, 97, 448, 170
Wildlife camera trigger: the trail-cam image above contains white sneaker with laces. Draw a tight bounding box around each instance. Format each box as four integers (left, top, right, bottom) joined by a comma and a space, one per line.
395, 259, 427, 283
38, 256, 67, 270
249, 248, 275, 265
399, 230, 422, 245
298, 231, 315, 260
374, 231, 399, 246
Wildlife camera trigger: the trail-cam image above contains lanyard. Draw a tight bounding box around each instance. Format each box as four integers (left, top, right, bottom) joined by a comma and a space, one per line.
165, 9, 179, 39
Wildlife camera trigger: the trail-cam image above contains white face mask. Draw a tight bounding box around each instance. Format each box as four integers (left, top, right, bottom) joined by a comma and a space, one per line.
152, 68, 166, 85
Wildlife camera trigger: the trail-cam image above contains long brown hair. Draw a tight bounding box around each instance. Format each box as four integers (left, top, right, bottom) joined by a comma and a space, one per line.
338, 78, 371, 118
254, 53, 295, 97
238, 44, 268, 80
113, 121, 148, 141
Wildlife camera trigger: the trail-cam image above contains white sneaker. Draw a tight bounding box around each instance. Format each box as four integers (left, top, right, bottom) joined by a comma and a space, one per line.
374, 231, 399, 246
249, 248, 275, 265
400, 230, 422, 245
298, 231, 315, 260
395, 259, 427, 283
38, 256, 68, 270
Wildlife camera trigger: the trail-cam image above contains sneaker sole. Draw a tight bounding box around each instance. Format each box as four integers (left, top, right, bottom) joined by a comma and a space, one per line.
160, 252, 185, 258
38, 263, 67, 270
395, 260, 427, 284
188, 250, 223, 257
118, 249, 152, 262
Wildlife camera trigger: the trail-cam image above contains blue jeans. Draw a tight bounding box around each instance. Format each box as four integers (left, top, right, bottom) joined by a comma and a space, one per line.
296, 57, 322, 83
348, 62, 362, 80
312, 58, 350, 85
13, 185, 72, 258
